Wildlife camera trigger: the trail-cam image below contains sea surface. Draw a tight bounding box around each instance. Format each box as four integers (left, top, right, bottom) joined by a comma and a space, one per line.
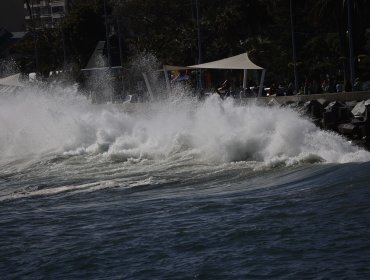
1, 85, 370, 279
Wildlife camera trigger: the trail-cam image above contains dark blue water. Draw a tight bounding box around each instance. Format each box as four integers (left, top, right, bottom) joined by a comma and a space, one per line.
1, 162, 370, 279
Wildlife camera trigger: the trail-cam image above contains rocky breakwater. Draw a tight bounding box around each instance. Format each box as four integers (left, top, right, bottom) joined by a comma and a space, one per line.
246, 91, 370, 150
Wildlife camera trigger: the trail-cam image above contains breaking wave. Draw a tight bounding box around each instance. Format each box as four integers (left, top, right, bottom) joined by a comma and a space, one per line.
1, 85, 370, 170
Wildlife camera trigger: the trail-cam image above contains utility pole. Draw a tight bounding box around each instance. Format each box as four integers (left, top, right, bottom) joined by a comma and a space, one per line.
347, 0, 355, 88
290, 0, 298, 93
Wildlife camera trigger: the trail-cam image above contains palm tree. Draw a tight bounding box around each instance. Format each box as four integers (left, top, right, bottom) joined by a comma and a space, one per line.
307, 0, 370, 85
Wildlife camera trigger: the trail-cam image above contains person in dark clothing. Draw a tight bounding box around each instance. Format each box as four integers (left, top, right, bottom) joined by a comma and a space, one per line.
216, 79, 230, 97
344, 80, 352, 92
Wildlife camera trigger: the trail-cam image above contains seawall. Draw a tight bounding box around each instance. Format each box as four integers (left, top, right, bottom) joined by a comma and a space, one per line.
242, 91, 370, 105
242, 91, 370, 150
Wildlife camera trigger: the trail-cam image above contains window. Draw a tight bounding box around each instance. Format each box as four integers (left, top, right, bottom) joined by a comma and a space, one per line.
51, 6, 64, 14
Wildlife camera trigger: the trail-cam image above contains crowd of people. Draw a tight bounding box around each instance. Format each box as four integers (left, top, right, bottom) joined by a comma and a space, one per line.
214, 75, 369, 98
300, 76, 364, 95
169, 69, 370, 100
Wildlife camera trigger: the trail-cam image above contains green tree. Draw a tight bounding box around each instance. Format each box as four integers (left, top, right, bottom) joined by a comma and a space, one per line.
306, 0, 370, 79
62, 0, 105, 68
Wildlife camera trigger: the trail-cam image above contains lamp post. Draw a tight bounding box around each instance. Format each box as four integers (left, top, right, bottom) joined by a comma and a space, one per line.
116, 16, 125, 96
104, 0, 111, 67
290, 0, 298, 93
116, 18, 124, 69
57, 11, 67, 72
25, 0, 39, 76
62, 25, 67, 71
193, 0, 202, 90
347, 0, 355, 88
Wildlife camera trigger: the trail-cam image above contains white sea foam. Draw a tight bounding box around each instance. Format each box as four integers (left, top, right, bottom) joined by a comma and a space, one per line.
1, 84, 370, 170
0, 179, 123, 202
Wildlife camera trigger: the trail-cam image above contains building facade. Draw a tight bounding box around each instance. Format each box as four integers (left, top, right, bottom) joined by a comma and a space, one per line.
24, 0, 67, 29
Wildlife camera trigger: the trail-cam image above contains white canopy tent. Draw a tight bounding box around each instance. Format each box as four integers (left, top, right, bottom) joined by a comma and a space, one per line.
161, 52, 266, 97
188, 52, 266, 97
187, 52, 263, 70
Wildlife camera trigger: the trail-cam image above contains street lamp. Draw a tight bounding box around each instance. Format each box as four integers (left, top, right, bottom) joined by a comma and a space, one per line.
25, 0, 39, 76
192, 0, 202, 90
104, 0, 111, 67
56, 11, 67, 72
290, 0, 298, 93
347, 0, 355, 88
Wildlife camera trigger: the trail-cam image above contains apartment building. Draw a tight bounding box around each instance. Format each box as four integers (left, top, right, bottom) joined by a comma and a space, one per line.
24, 0, 67, 29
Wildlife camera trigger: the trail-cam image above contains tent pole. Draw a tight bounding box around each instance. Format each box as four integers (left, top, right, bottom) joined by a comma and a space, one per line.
163, 65, 172, 98
258, 69, 266, 97
242, 69, 247, 99
142, 73, 154, 101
